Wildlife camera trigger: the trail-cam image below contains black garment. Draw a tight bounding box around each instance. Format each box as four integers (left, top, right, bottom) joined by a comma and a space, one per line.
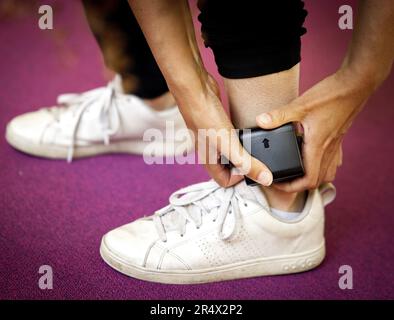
81, 0, 307, 95
82, 0, 169, 99
197, 0, 308, 78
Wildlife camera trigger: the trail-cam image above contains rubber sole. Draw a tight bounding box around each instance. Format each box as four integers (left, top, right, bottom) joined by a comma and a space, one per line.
100, 238, 325, 284
6, 125, 192, 159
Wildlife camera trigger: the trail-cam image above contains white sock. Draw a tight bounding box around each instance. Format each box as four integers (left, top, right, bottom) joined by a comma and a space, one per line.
270, 208, 302, 221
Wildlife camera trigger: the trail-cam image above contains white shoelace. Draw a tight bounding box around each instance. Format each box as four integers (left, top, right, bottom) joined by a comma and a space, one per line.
152, 181, 247, 242
43, 80, 121, 162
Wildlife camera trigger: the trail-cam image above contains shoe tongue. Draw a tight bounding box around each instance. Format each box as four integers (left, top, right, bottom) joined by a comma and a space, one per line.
110, 74, 125, 94
159, 187, 223, 232
159, 180, 270, 232
160, 210, 183, 232
234, 180, 270, 208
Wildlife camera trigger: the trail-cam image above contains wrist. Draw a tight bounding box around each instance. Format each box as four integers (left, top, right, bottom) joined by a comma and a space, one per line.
340, 58, 392, 94
168, 73, 221, 110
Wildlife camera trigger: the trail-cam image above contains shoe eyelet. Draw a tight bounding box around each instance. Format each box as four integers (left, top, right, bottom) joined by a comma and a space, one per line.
162, 239, 167, 243
244, 203, 248, 207
196, 226, 200, 230
180, 234, 184, 237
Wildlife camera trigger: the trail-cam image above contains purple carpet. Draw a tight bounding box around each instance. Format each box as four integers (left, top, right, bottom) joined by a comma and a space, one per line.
0, 0, 393, 299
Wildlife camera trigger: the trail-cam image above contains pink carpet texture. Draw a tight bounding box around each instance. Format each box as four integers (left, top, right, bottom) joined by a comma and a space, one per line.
0, 0, 393, 299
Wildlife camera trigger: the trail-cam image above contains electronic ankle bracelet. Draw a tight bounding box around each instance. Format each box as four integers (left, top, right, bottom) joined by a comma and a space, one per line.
238, 123, 305, 186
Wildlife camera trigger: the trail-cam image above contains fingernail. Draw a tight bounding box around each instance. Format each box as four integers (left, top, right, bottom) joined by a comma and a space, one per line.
258, 113, 271, 125
257, 171, 273, 186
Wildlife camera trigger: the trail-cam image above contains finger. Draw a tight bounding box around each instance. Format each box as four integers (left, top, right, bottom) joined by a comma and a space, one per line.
338, 143, 343, 167
256, 100, 305, 129
323, 143, 342, 183
321, 139, 342, 183
205, 163, 243, 188
214, 129, 274, 187
273, 142, 323, 192
227, 138, 274, 186
318, 139, 339, 185
201, 127, 273, 187
323, 158, 339, 183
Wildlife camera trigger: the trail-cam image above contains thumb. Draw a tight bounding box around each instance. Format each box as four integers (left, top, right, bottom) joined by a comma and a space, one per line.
256, 100, 303, 129
227, 140, 274, 187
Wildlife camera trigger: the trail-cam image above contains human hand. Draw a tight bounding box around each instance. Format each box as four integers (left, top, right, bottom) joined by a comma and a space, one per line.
256, 67, 375, 192
178, 76, 274, 188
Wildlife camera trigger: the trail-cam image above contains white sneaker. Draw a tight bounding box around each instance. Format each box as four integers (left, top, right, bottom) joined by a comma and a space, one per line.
100, 180, 336, 284
6, 75, 192, 161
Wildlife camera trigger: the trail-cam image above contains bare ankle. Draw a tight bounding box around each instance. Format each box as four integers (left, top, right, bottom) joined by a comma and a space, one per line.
143, 92, 176, 111
262, 186, 306, 212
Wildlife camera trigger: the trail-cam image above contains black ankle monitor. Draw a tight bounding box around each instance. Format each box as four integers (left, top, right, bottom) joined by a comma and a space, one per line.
238, 123, 304, 186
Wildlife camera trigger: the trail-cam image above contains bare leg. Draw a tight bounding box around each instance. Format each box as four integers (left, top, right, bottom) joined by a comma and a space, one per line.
82, 0, 173, 110
143, 92, 176, 111
224, 64, 305, 211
